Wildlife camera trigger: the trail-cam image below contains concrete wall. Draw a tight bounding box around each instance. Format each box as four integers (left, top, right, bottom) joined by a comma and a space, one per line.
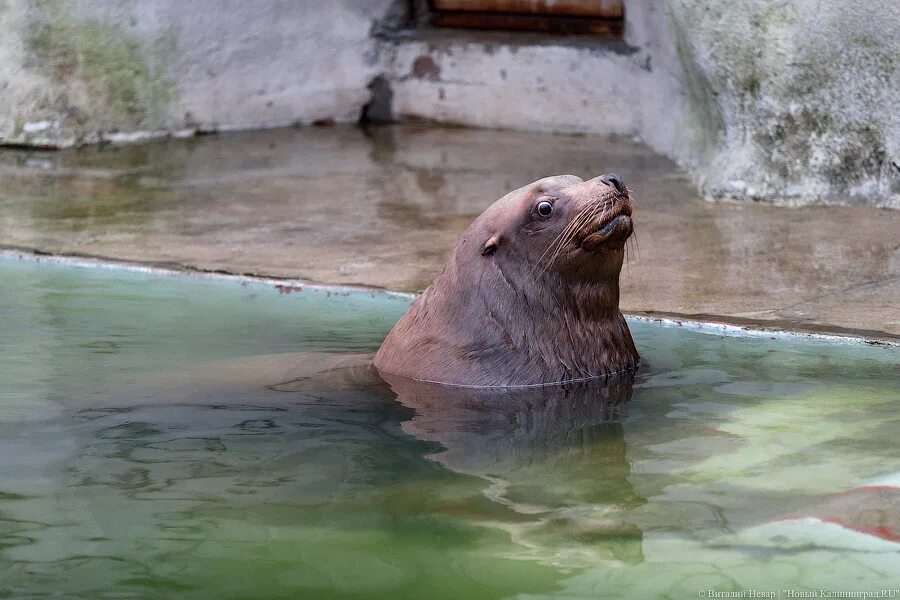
380, 4, 705, 173
0, 0, 398, 146
0, 0, 897, 207
669, 1, 900, 208
377, 1, 899, 208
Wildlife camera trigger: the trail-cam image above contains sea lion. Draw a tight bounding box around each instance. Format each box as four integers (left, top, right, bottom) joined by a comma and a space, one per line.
374, 173, 639, 387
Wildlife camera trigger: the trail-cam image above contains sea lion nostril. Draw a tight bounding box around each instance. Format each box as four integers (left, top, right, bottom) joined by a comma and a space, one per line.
601, 173, 625, 194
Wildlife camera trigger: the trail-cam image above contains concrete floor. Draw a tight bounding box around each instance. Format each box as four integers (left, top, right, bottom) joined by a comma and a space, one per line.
1, 124, 898, 339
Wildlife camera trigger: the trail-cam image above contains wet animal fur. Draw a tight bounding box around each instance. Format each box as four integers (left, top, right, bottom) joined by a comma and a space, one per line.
374, 175, 639, 387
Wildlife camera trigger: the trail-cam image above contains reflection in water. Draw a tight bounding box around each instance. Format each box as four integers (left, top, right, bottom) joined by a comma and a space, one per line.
383, 373, 646, 566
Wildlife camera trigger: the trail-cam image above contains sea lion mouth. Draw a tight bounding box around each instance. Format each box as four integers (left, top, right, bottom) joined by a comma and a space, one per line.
580, 214, 633, 252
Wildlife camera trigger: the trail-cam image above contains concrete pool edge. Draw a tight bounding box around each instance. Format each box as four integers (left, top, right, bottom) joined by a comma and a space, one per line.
3, 247, 898, 348
625, 313, 899, 347
0, 246, 416, 300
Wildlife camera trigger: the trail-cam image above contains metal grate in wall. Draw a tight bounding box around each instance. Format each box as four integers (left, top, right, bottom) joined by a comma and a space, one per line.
429, 0, 624, 37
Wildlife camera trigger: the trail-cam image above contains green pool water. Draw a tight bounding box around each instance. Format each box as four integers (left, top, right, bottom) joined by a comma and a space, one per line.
0, 255, 898, 599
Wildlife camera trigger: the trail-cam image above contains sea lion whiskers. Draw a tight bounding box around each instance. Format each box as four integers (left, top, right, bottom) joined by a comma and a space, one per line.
624, 192, 640, 263
534, 194, 612, 269
627, 233, 639, 262
536, 198, 600, 262
530, 201, 610, 281
532, 193, 617, 277
528, 207, 594, 280
531, 204, 595, 272
625, 237, 633, 277
562, 189, 620, 245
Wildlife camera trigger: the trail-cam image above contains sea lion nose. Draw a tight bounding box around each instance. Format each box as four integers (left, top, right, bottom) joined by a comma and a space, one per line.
600, 173, 625, 194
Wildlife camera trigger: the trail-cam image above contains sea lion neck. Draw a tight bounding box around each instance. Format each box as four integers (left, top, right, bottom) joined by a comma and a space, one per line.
374, 246, 636, 387
555, 277, 624, 321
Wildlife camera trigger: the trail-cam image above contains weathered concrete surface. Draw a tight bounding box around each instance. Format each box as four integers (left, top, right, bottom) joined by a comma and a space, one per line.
1, 125, 897, 336
0, 0, 398, 147
1, 1, 897, 207
669, 0, 900, 208
380, 1, 900, 208
381, 3, 703, 185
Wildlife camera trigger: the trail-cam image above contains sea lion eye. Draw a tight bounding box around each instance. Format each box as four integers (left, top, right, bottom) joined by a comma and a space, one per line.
537, 200, 553, 217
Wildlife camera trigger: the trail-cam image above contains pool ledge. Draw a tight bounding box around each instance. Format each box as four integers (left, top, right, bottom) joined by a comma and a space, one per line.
3, 248, 898, 348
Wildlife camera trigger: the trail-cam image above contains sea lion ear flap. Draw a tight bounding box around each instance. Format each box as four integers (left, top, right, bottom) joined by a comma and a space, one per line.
481, 234, 501, 256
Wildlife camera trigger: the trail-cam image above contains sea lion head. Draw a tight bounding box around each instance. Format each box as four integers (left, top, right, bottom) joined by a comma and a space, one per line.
469, 173, 633, 282
374, 174, 640, 387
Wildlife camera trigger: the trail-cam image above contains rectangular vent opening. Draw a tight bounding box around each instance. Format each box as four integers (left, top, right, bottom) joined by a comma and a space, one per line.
428, 0, 624, 37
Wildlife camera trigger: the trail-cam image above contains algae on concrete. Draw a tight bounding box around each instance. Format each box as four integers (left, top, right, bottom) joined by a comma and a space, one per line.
26, 0, 176, 133
669, 0, 900, 208
9, 0, 176, 146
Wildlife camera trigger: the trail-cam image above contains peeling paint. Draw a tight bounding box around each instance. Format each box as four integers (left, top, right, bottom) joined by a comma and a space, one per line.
411, 55, 441, 80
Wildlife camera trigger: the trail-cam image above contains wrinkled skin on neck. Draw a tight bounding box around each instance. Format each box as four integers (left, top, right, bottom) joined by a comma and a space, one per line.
374, 174, 639, 387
